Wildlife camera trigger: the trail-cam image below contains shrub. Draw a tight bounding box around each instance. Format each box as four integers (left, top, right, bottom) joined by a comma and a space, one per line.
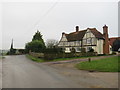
88, 48, 94, 52
44, 47, 63, 54
25, 40, 46, 53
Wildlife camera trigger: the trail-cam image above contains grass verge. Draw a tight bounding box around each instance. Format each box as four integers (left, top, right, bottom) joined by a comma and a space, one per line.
0, 56, 5, 59
75, 56, 119, 72
51, 56, 100, 62
26, 54, 100, 62
26, 54, 44, 62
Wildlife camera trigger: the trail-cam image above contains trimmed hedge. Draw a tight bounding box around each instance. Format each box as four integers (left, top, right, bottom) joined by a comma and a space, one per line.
44, 52, 97, 60
29, 47, 97, 60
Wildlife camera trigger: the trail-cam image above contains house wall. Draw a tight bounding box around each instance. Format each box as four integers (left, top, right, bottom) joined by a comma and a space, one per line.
58, 34, 68, 47
58, 34, 82, 53
82, 29, 104, 54
96, 39, 104, 54
58, 34, 82, 47
68, 41, 81, 47
82, 29, 97, 46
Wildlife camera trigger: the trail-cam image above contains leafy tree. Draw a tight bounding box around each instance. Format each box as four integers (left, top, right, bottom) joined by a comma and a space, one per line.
25, 31, 46, 53
32, 30, 44, 43
112, 39, 120, 51
25, 40, 45, 53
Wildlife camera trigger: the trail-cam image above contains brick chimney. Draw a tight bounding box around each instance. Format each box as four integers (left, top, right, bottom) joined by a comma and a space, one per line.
76, 26, 79, 32
103, 25, 109, 54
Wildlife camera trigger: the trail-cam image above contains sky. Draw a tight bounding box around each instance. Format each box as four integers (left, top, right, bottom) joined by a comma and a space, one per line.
0, 0, 119, 49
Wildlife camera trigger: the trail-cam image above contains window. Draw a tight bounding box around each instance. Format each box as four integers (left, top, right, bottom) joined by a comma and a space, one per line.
87, 47, 92, 52
75, 41, 80, 46
83, 39, 86, 45
65, 48, 71, 53
87, 38, 91, 44
75, 47, 81, 52
110, 48, 112, 51
91, 38, 96, 45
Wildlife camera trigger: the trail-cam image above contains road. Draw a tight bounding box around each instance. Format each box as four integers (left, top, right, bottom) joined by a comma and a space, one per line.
2, 55, 82, 88
2, 55, 118, 88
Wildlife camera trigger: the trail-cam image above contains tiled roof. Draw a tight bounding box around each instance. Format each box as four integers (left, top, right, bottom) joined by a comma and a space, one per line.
89, 28, 104, 39
64, 28, 104, 41
65, 30, 86, 41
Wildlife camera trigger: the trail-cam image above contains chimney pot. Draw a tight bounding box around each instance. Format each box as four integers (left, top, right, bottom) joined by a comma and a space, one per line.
103, 25, 108, 34
76, 26, 79, 32
62, 32, 65, 35
103, 24, 108, 28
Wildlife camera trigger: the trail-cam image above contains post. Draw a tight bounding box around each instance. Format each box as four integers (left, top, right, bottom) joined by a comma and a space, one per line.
88, 58, 91, 62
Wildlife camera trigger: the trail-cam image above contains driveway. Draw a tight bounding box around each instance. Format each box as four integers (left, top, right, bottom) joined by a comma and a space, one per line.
2, 55, 118, 88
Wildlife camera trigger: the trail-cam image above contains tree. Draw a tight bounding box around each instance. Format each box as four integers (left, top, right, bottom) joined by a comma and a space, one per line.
112, 39, 120, 51
32, 30, 44, 43
25, 31, 46, 53
46, 39, 58, 48
25, 40, 45, 53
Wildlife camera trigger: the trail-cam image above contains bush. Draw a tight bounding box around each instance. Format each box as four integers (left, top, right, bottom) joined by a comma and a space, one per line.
44, 47, 63, 54
44, 47, 63, 60
43, 51, 97, 60
88, 48, 94, 52
81, 48, 86, 53
25, 40, 46, 53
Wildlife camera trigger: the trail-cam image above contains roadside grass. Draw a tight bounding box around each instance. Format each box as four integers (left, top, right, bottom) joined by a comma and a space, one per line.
26, 54, 115, 63
75, 56, 119, 72
0, 56, 5, 59
26, 54, 101, 62
26, 54, 44, 62
52, 56, 98, 61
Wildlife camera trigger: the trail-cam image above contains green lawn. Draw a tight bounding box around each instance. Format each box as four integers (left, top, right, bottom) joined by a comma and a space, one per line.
76, 56, 119, 72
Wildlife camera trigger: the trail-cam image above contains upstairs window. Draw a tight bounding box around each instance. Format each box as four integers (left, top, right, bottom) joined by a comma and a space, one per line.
87, 38, 92, 44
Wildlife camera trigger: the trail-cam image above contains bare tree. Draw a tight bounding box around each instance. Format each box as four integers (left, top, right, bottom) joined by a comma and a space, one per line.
46, 39, 59, 48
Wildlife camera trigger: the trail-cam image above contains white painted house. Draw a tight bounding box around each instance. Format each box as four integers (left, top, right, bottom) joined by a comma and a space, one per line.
58, 25, 112, 54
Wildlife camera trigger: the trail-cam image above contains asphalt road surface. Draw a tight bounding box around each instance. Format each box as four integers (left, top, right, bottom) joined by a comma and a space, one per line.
2, 55, 83, 88
2, 55, 118, 88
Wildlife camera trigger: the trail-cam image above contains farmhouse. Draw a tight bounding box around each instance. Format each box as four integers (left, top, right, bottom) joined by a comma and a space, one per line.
58, 25, 113, 54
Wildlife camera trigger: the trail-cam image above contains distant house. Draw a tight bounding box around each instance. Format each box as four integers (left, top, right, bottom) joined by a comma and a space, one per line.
58, 25, 113, 54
